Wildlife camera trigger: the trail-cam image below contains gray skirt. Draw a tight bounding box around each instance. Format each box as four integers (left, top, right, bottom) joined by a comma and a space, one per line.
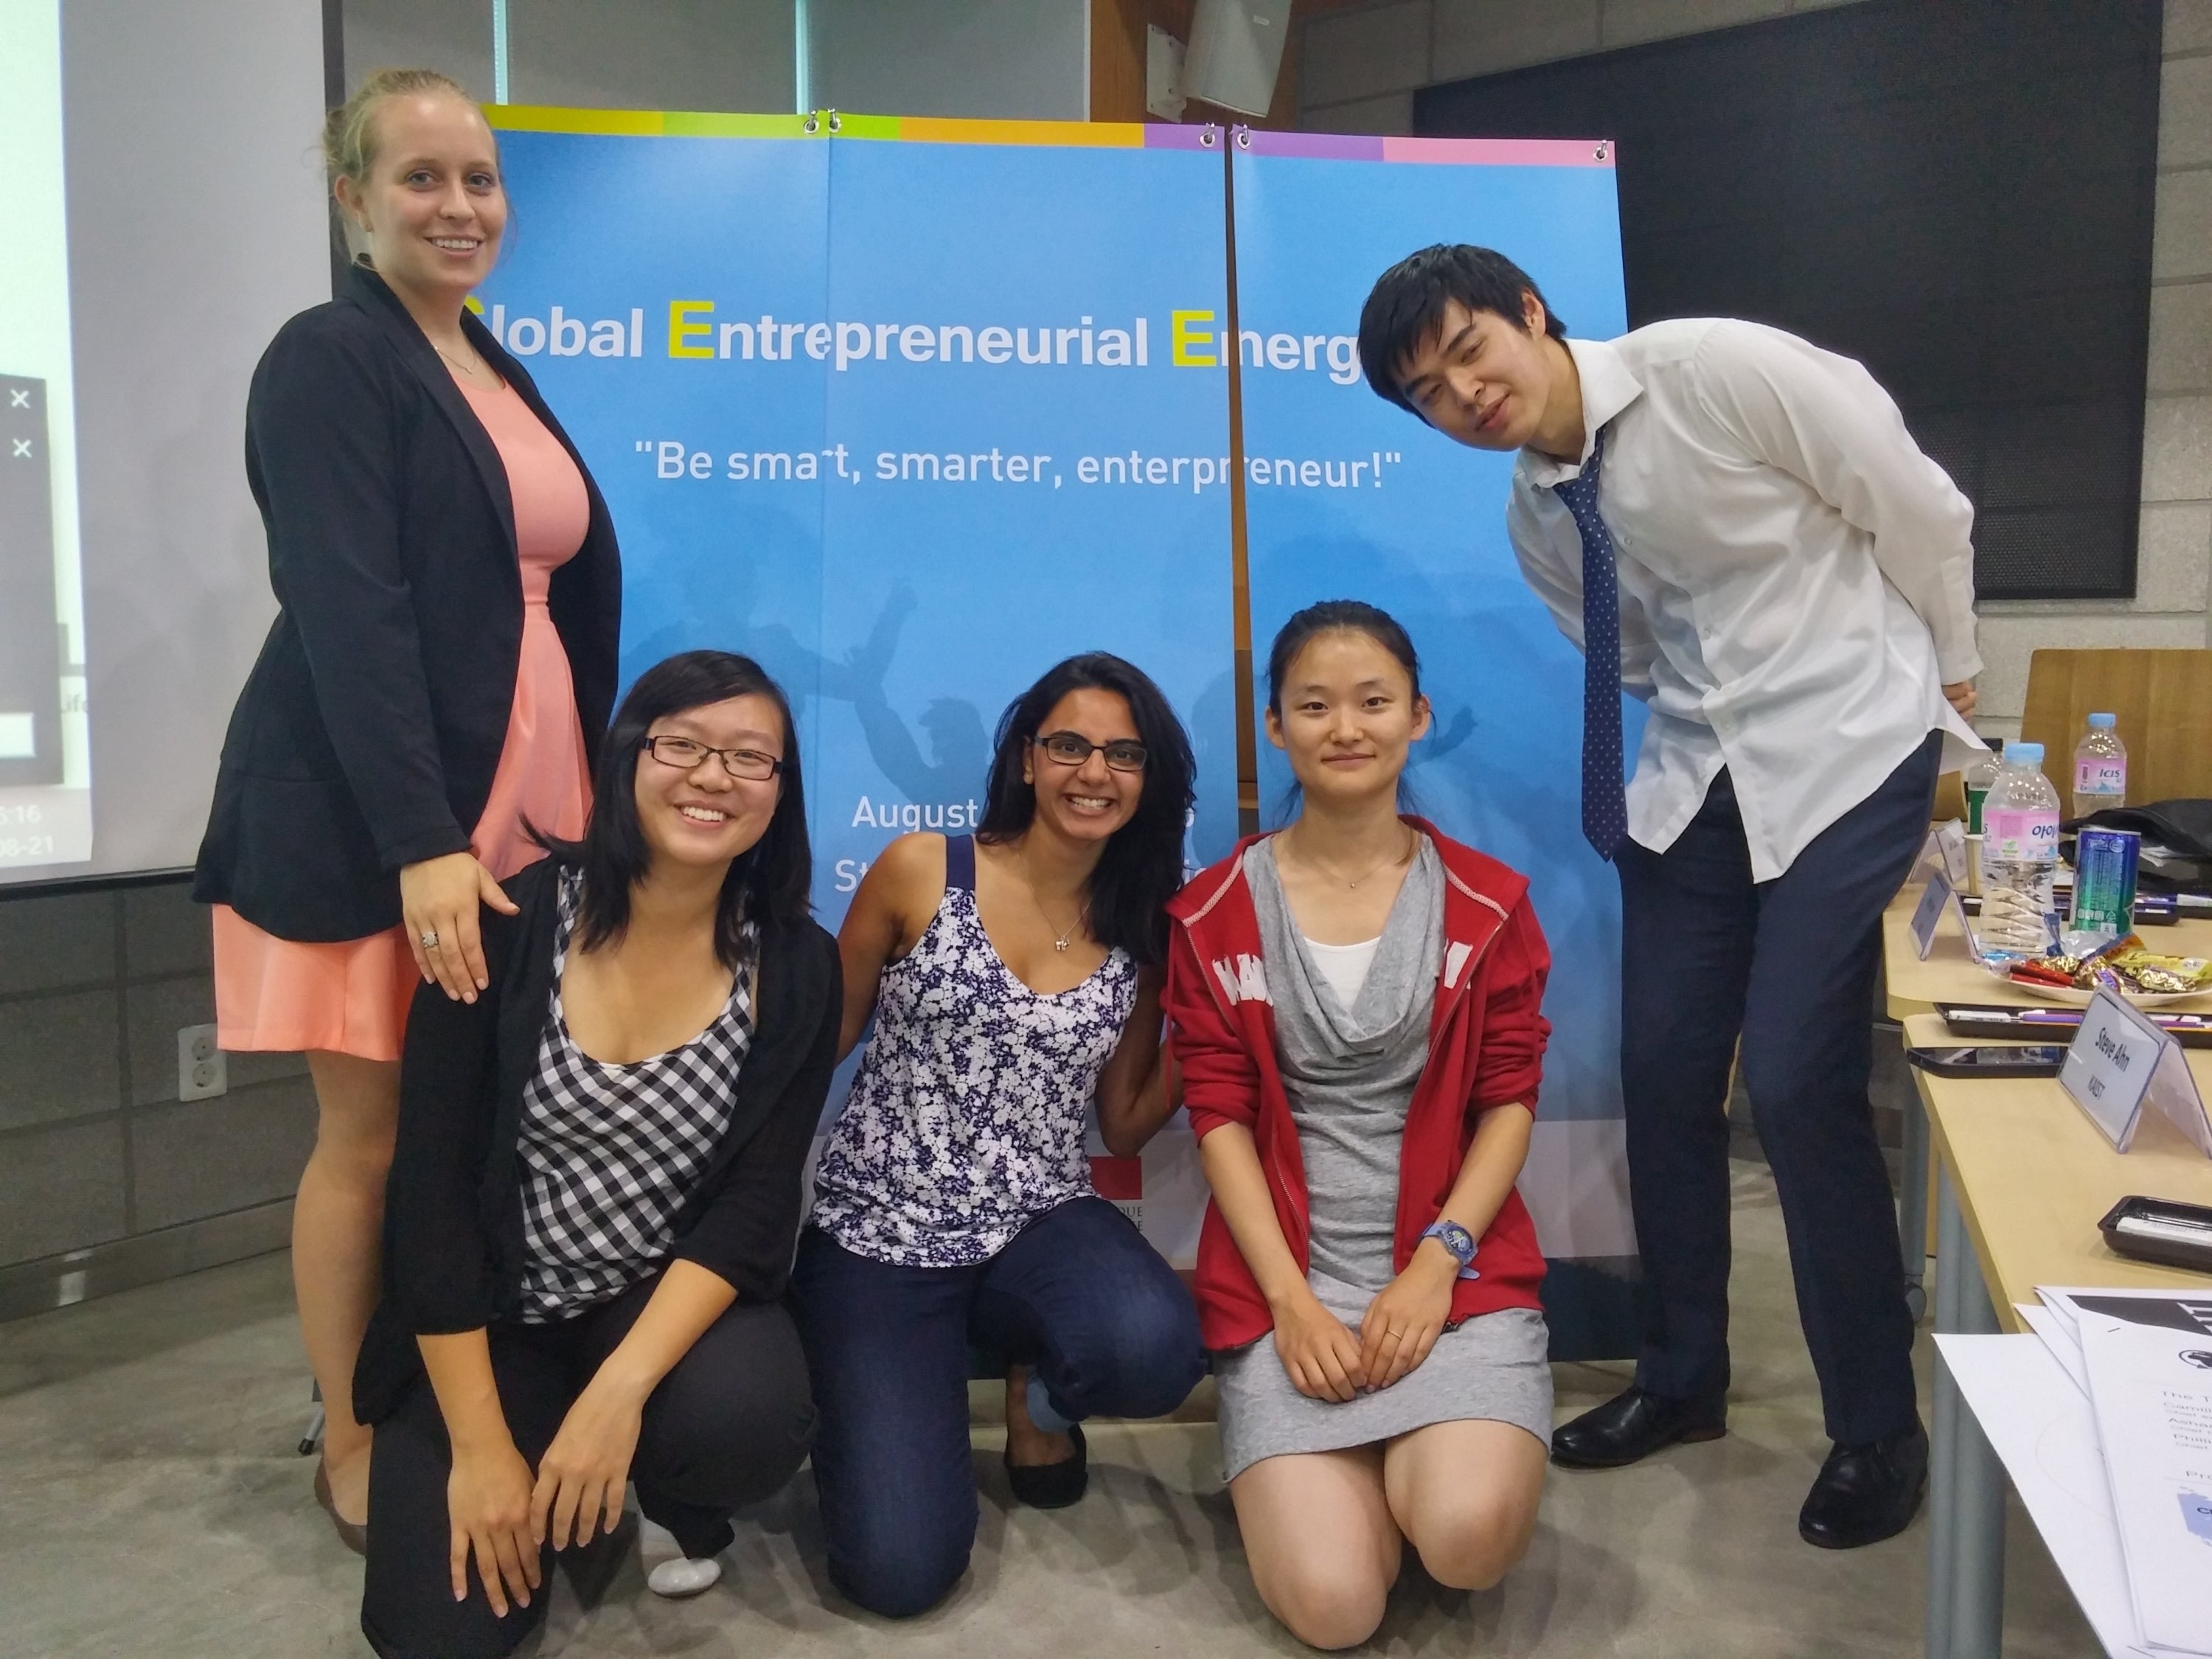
1214, 1270, 1554, 1483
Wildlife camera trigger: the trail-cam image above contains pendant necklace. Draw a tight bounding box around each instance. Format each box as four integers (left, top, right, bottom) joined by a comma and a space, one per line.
1020, 852, 1085, 951
435, 340, 493, 385
1293, 824, 1416, 889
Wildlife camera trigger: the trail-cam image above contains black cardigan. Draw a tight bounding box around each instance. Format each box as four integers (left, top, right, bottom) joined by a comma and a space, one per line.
192, 265, 622, 942
352, 858, 842, 1426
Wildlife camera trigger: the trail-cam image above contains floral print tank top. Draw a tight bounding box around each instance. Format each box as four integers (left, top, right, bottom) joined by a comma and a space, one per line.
811, 835, 1137, 1266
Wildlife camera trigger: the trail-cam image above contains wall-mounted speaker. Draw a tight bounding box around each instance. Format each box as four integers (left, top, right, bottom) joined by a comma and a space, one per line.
1185, 0, 1291, 118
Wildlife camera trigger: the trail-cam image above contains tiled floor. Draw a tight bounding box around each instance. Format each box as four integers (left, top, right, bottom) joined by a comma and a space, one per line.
0, 1164, 2099, 1658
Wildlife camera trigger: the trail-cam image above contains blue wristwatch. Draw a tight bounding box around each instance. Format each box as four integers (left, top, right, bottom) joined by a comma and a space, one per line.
1420, 1220, 1481, 1279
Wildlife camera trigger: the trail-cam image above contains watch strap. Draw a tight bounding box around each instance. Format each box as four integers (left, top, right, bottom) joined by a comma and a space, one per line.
1420, 1220, 1481, 1280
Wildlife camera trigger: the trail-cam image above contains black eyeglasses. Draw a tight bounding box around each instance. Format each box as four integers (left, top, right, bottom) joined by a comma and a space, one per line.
643, 734, 783, 781
1035, 731, 1147, 773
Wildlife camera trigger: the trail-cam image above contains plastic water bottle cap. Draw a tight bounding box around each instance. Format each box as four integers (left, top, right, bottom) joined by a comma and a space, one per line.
2006, 742, 2045, 765
2088, 712, 2116, 729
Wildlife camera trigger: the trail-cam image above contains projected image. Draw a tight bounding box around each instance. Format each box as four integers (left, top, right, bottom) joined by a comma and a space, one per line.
0, 0, 91, 868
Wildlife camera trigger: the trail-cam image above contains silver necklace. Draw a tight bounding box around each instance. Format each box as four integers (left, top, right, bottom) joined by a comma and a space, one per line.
1288, 824, 1416, 889
434, 340, 494, 384
1018, 852, 1087, 952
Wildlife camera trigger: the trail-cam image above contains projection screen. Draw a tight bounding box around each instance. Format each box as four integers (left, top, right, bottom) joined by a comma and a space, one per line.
0, 0, 327, 883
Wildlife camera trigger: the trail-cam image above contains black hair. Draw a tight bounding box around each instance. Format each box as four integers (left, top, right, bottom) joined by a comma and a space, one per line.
1265, 602, 1426, 823
1266, 599, 1422, 713
975, 653, 1195, 967
539, 650, 810, 967
1357, 243, 1567, 416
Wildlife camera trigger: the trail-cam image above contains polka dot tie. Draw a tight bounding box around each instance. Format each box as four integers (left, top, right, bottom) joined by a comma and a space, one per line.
1554, 428, 1630, 861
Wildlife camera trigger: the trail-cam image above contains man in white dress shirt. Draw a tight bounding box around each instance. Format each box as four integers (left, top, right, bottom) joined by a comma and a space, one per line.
1357, 244, 1982, 1550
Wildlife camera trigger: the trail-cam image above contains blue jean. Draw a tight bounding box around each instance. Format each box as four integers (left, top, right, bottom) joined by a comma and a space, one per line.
791, 1197, 1203, 1617
1618, 734, 1940, 1446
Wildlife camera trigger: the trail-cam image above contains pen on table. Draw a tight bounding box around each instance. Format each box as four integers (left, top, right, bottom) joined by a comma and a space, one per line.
2114, 1212, 2212, 1241
2003, 1008, 2211, 1029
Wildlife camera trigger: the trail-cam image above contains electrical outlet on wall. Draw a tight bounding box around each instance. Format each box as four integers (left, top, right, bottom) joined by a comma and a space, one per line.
178, 1023, 227, 1101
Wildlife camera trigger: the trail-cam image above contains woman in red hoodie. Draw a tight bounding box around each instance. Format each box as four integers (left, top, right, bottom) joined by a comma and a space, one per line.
1166, 601, 1553, 1649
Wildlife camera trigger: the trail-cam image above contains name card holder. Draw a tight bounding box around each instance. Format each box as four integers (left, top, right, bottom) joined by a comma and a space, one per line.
1910, 868, 1973, 961
2059, 990, 2212, 1157
1914, 821, 1972, 889
1933, 819, 1969, 888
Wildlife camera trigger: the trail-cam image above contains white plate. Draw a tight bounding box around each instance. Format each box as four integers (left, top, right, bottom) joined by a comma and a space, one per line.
1976, 961, 2211, 1009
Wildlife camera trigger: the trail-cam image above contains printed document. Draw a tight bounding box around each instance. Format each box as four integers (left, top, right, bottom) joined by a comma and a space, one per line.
2078, 1313, 2212, 1654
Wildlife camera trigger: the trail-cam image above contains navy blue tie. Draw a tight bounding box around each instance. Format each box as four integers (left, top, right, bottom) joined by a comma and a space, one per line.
1554, 430, 1630, 860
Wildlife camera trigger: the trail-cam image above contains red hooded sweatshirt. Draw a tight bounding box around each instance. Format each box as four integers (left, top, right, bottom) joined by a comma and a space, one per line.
1164, 819, 1551, 1352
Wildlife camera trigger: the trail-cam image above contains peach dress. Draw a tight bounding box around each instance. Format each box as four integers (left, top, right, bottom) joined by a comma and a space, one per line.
212, 373, 594, 1062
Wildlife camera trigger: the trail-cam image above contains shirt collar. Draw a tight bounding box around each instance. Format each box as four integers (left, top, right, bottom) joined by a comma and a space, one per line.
1517, 336, 1644, 489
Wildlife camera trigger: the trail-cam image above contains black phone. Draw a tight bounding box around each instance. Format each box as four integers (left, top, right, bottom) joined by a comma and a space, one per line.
1906, 1045, 2069, 1079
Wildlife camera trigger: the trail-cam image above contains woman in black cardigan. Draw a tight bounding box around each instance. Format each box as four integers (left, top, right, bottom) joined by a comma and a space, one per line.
192, 70, 619, 1538
355, 650, 838, 1658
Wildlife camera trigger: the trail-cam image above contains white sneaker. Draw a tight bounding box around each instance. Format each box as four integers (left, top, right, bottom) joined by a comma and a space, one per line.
647, 1555, 723, 1598
639, 1517, 723, 1599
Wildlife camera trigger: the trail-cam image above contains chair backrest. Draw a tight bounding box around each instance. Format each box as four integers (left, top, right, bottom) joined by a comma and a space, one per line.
2019, 649, 2212, 807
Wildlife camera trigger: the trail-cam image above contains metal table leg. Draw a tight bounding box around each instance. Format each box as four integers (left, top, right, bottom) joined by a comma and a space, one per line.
1899, 1084, 1931, 1322
1927, 1167, 2005, 1659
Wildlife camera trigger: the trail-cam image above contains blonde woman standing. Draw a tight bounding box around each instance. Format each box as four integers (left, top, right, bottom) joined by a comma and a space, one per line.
192, 70, 622, 1543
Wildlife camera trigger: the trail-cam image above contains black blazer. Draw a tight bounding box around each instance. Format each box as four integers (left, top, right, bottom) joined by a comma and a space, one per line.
192, 265, 622, 942
353, 856, 842, 1426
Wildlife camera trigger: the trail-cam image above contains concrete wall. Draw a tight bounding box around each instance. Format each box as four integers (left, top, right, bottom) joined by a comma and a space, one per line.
342, 0, 1087, 119
1298, 0, 2212, 740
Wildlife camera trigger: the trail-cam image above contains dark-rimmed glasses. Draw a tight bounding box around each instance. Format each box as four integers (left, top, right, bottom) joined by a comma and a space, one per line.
1035, 731, 1147, 773
644, 734, 783, 780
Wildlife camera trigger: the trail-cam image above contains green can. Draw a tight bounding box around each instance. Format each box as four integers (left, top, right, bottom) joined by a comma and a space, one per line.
2070, 827, 2140, 936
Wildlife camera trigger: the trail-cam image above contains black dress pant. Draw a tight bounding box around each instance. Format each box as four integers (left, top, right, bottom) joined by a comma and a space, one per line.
1617, 734, 1939, 1447
361, 1272, 815, 1659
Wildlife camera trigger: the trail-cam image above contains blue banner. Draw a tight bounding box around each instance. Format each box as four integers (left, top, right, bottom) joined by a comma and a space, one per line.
1231, 134, 1639, 1355
473, 116, 1644, 1324
481, 119, 1237, 923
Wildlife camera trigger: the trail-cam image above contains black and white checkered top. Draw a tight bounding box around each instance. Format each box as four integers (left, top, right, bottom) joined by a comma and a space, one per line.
514, 869, 757, 1322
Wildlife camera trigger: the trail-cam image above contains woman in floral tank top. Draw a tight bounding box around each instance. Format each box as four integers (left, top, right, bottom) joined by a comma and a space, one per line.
793, 653, 1206, 1618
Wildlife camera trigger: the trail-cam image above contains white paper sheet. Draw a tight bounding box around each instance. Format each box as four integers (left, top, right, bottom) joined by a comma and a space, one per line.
1935, 1334, 2149, 1658
2077, 1316, 2212, 1654
2021, 1301, 2091, 1396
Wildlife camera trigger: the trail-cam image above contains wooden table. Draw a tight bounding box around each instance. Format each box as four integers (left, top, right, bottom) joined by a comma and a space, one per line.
1878, 881, 2212, 1320
1882, 881, 2212, 1020
1893, 922, 2212, 1656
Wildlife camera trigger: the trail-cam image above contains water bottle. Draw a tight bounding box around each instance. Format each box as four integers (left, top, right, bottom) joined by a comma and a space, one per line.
2070, 712, 2127, 819
1979, 742, 2061, 957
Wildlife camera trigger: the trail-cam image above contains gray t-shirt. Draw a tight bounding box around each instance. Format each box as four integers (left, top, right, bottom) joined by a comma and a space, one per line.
1243, 836, 1441, 1291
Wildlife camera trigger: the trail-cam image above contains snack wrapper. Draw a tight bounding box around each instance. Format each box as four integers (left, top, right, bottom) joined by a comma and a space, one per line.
2003, 935, 2212, 995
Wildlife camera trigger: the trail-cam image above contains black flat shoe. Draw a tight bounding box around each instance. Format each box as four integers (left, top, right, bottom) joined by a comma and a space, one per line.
1005, 1423, 1088, 1509
559, 1512, 638, 1608
1551, 1386, 1728, 1470
1799, 1425, 1928, 1549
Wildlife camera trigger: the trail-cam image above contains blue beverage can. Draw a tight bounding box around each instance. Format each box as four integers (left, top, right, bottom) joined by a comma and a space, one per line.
2070, 827, 2140, 936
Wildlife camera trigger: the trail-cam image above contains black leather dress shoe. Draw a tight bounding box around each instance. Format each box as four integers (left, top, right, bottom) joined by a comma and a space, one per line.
1551, 1386, 1728, 1469
1798, 1425, 1929, 1549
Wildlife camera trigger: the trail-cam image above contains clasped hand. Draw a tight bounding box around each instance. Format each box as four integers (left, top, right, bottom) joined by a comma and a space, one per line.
1271, 1248, 1457, 1402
